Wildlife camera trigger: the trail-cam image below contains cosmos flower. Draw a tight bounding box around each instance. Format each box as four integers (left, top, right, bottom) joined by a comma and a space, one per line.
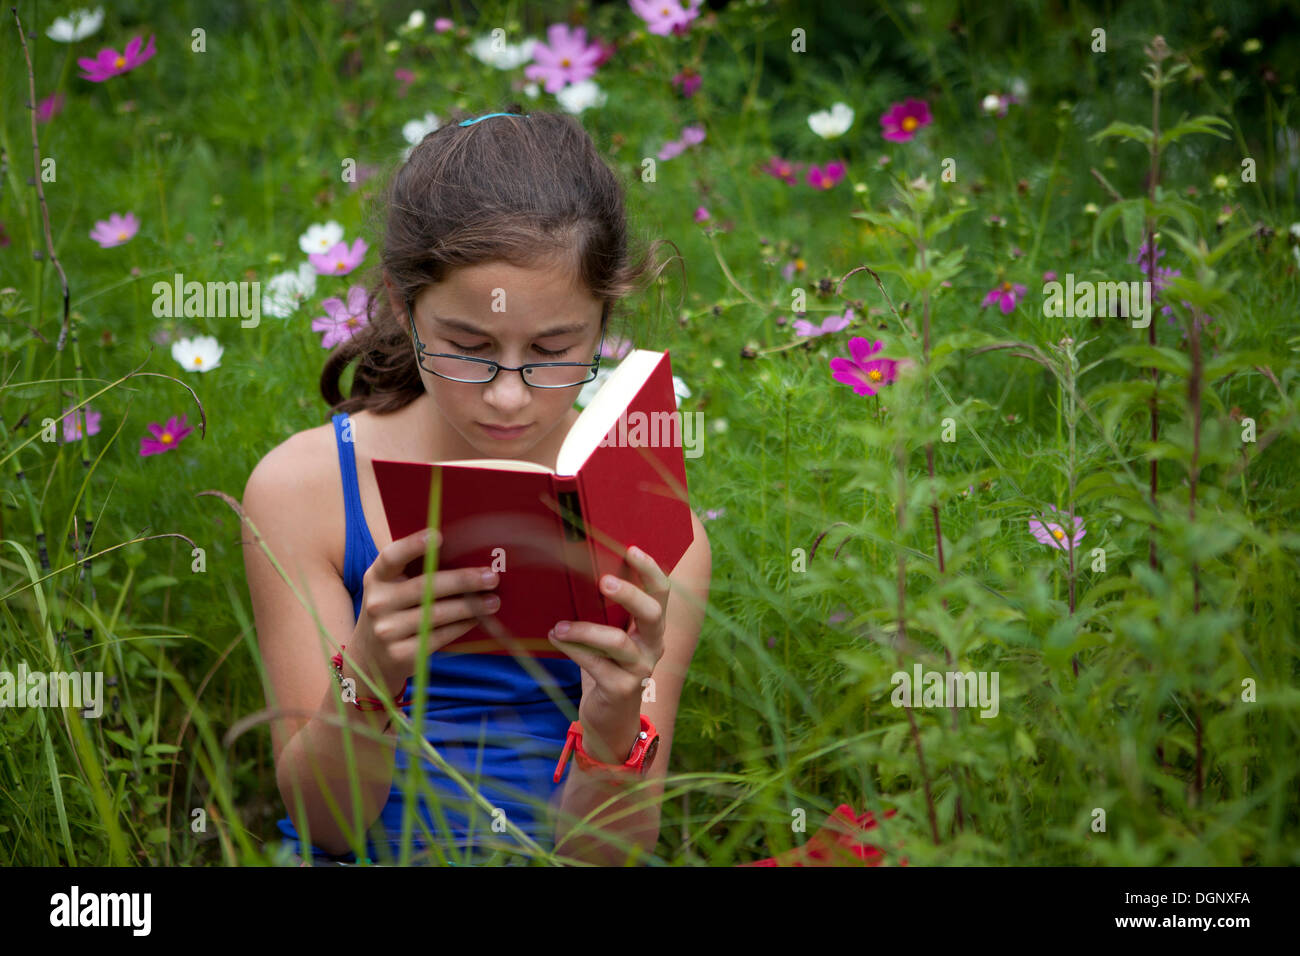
78, 35, 156, 82
794, 308, 853, 337
312, 285, 370, 347
829, 337, 900, 397
880, 98, 932, 142
807, 161, 846, 190
60, 405, 101, 442
139, 414, 194, 456
263, 263, 318, 318
982, 281, 1028, 314
556, 79, 607, 114
524, 23, 603, 93
467, 34, 537, 70
298, 222, 345, 256
808, 102, 854, 139
309, 238, 368, 276
47, 6, 104, 43
762, 156, 801, 185
630, 0, 705, 36
172, 335, 223, 372
1029, 506, 1086, 552
90, 212, 139, 248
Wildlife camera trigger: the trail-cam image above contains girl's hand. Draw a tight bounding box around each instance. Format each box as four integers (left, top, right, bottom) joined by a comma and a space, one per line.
547, 545, 671, 764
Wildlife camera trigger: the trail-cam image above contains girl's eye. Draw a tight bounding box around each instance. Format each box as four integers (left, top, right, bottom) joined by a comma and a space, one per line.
450, 342, 574, 357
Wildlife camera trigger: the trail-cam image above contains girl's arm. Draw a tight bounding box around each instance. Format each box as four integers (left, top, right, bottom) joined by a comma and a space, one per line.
242, 440, 397, 859
552, 510, 712, 865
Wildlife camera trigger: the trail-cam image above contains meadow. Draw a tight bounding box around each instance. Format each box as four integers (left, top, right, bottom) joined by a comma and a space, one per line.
1, 0, 1298, 866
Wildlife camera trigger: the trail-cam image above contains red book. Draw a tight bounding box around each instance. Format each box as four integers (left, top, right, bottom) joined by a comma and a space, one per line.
373, 349, 696, 657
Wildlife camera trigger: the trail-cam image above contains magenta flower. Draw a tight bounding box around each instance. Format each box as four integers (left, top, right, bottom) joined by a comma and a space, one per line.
600, 335, 634, 359
591, 38, 618, 69
139, 414, 194, 457
90, 212, 140, 248
309, 238, 368, 276
1042, 270, 1057, 283
312, 285, 370, 348
829, 337, 900, 397
434, 18, 454, 33
630, 0, 704, 36
681, 124, 705, 146
807, 161, 846, 190
61, 404, 101, 442
37, 92, 65, 123
524, 23, 602, 93
694, 206, 710, 223
762, 156, 801, 185
880, 98, 932, 142
394, 68, 415, 97
78, 35, 156, 82
794, 308, 853, 338
1028, 506, 1086, 553
672, 69, 702, 97
982, 281, 1028, 314
703, 507, 726, 521
657, 124, 705, 161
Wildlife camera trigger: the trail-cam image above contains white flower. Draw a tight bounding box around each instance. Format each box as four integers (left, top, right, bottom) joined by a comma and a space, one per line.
298, 222, 344, 256
1289, 222, 1300, 241
1010, 77, 1028, 100
981, 93, 1003, 115
172, 336, 223, 373
556, 79, 607, 115
402, 111, 440, 145
672, 375, 690, 407
523, 82, 540, 100
468, 34, 537, 70
710, 417, 728, 434
398, 10, 425, 34
575, 365, 612, 409
263, 263, 318, 318
807, 102, 854, 139
47, 6, 104, 42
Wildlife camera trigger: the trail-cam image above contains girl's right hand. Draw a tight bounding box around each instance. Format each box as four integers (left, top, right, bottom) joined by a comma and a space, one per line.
346, 528, 500, 700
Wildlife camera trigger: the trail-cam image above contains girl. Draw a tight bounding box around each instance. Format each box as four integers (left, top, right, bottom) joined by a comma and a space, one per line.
240, 108, 711, 866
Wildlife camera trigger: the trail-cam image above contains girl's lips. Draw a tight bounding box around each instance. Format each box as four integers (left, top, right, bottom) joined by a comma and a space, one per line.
479, 422, 530, 438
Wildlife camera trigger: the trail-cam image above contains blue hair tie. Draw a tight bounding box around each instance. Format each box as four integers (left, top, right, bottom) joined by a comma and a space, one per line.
458, 112, 530, 126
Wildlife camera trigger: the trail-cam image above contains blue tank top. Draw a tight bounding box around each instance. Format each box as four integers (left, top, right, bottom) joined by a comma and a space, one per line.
275, 412, 585, 864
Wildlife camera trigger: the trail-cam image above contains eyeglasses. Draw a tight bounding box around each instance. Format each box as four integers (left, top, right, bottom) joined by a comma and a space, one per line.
407, 301, 606, 388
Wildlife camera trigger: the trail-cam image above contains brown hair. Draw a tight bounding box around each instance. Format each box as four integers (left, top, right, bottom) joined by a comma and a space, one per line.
320, 106, 677, 416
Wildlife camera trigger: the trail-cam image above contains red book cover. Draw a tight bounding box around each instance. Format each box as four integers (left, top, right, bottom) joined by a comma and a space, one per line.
372, 349, 695, 657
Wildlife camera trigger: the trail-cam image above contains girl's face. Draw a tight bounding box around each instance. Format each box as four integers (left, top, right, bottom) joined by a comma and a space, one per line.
396, 259, 606, 461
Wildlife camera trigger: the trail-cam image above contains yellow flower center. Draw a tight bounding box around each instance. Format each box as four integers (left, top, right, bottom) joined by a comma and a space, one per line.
117, 231, 127, 240
346, 318, 357, 327
1002, 282, 1013, 292
902, 116, 918, 132
1052, 528, 1065, 540
336, 261, 346, 271
113, 55, 125, 69
794, 258, 805, 272
193, 357, 202, 366
561, 57, 571, 67
162, 433, 173, 444
868, 369, 883, 382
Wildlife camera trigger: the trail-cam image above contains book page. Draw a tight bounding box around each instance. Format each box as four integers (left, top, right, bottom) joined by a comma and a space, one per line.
557, 350, 662, 476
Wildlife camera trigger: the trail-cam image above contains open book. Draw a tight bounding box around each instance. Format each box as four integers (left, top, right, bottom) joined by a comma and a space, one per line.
372, 349, 695, 657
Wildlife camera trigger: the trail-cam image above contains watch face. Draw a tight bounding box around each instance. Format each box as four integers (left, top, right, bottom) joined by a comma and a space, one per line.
642, 735, 660, 772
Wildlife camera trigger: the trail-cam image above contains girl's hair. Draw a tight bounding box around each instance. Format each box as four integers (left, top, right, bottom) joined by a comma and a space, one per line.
320, 106, 677, 416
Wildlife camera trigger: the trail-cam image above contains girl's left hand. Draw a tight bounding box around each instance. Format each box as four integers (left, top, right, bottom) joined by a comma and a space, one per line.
547, 544, 671, 764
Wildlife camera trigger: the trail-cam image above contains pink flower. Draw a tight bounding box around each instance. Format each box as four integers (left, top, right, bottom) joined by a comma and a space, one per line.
829, 337, 900, 397
394, 68, 415, 97
1028, 506, 1086, 553
694, 206, 710, 222
630, 0, 704, 36
591, 38, 618, 69
1042, 270, 1057, 282
312, 285, 370, 347
37, 92, 65, 123
61, 404, 101, 442
762, 156, 801, 185
880, 98, 932, 142
703, 508, 726, 521
90, 212, 140, 248
78, 35, 157, 82
982, 281, 1028, 314
601, 335, 634, 359
309, 238, 368, 276
794, 308, 853, 337
434, 18, 454, 33
680, 124, 705, 146
524, 23, 603, 93
139, 414, 194, 457
806, 161, 846, 190
672, 69, 702, 97
658, 125, 705, 161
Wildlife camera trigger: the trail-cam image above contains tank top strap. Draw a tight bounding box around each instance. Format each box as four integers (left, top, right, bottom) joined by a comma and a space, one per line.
332, 412, 379, 609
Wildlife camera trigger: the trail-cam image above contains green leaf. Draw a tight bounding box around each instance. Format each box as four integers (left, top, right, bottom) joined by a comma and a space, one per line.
136, 575, 179, 596
1158, 114, 1231, 149
1091, 121, 1155, 147
1109, 344, 1192, 378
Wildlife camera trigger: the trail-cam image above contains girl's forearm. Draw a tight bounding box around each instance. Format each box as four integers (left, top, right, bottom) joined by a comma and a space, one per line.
275, 678, 398, 858
553, 766, 663, 865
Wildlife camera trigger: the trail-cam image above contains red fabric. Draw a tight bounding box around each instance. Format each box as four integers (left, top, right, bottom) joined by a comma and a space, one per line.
737, 804, 907, 867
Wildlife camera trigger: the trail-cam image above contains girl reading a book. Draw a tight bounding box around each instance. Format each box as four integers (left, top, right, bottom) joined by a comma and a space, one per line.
241, 108, 711, 865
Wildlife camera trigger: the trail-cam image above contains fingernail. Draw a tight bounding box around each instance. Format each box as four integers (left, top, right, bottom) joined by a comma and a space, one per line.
481, 570, 497, 584
554, 621, 570, 636
603, 577, 619, 592
484, 595, 500, 611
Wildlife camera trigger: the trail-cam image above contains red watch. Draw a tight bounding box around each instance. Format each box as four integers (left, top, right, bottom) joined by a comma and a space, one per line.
553, 714, 659, 783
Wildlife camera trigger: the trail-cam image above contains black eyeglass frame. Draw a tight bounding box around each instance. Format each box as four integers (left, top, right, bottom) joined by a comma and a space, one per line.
406, 300, 608, 388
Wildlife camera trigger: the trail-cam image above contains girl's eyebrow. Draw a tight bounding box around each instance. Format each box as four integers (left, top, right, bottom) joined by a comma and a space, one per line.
433, 315, 589, 338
